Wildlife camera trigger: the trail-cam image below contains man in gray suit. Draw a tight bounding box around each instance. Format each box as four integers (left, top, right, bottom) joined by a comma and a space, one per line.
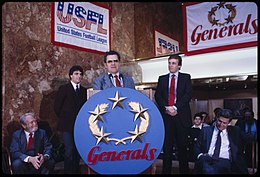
92, 50, 135, 90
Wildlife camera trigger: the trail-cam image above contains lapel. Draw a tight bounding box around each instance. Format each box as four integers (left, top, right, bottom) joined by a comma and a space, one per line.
20, 130, 27, 152
207, 127, 215, 151
69, 83, 81, 104
104, 74, 114, 88
164, 74, 170, 95
34, 130, 41, 153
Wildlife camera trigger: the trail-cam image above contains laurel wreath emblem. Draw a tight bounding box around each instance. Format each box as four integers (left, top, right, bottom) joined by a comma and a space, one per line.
208, 2, 236, 27
88, 91, 149, 145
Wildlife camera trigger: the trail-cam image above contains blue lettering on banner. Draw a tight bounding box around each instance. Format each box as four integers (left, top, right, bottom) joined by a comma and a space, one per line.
158, 37, 179, 53
57, 26, 70, 34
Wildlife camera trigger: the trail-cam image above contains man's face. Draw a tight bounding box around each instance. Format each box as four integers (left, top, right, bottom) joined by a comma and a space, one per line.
71, 70, 83, 84
193, 116, 202, 126
168, 58, 180, 73
22, 115, 38, 133
244, 111, 253, 121
216, 117, 230, 131
104, 54, 120, 74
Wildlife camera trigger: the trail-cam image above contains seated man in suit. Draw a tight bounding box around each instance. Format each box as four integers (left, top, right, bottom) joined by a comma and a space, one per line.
193, 109, 248, 174
9, 112, 55, 174
92, 50, 135, 90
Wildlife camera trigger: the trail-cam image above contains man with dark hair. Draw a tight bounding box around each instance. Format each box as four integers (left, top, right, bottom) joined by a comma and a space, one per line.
194, 109, 248, 174
155, 54, 192, 174
9, 112, 55, 174
92, 50, 135, 90
54, 65, 87, 174
235, 108, 257, 168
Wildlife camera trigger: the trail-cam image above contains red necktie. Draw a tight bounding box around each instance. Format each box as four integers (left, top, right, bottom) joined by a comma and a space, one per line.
27, 133, 33, 150
168, 74, 175, 106
114, 75, 121, 87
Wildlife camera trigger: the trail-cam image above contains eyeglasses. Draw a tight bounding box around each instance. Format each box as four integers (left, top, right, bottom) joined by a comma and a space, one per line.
106, 59, 119, 64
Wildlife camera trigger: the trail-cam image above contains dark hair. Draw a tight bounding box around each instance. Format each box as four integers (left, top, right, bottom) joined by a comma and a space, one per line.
168, 54, 182, 66
214, 107, 222, 117
69, 65, 83, 79
193, 112, 203, 120
242, 107, 254, 117
217, 109, 233, 121
104, 50, 121, 63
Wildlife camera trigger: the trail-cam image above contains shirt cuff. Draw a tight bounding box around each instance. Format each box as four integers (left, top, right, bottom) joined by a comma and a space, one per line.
173, 106, 177, 111
24, 156, 30, 163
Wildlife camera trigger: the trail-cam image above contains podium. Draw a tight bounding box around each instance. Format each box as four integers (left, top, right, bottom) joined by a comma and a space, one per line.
84, 88, 157, 174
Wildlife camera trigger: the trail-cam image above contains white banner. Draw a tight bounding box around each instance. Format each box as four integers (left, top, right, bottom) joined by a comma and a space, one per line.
52, 2, 110, 54
154, 30, 179, 56
183, 2, 258, 55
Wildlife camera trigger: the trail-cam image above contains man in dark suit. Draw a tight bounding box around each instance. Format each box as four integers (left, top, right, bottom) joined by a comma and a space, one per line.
235, 108, 257, 168
9, 112, 55, 174
155, 54, 192, 174
92, 50, 135, 90
193, 109, 248, 174
54, 65, 87, 174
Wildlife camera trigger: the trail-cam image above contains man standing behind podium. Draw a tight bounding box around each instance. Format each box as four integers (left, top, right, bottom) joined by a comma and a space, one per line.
92, 50, 135, 90
155, 54, 192, 174
54, 65, 87, 174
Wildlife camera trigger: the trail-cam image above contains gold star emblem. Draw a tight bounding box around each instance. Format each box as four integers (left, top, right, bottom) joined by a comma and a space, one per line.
93, 126, 112, 145
130, 104, 148, 121
89, 105, 107, 122
108, 91, 127, 109
128, 125, 145, 143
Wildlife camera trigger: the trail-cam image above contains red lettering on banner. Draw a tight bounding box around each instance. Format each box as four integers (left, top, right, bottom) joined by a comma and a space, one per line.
191, 14, 258, 45
87, 143, 157, 165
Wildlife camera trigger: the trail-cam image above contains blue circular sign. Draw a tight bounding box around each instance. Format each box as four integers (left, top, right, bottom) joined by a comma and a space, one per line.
74, 87, 164, 174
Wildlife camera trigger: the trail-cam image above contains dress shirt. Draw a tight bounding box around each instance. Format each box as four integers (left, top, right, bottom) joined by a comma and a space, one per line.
24, 131, 34, 162
109, 72, 123, 87
208, 127, 230, 160
71, 81, 80, 91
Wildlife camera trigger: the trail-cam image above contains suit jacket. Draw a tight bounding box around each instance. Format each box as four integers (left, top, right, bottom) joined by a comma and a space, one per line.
155, 72, 192, 128
54, 82, 87, 132
194, 125, 248, 174
9, 128, 53, 162
92, 73, 135, 90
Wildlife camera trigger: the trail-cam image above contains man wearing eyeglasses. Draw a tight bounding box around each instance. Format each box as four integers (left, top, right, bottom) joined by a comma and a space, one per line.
193, 108, 248, 174
92, 50, 135, 90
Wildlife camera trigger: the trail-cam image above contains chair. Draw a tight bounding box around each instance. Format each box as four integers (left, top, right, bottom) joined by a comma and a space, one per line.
2, 146, 12, 174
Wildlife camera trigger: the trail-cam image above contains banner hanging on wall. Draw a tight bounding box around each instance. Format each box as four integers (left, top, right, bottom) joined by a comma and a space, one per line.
183, 2, 258, 56
154, 30, 179, 56
51, 2, 111, 54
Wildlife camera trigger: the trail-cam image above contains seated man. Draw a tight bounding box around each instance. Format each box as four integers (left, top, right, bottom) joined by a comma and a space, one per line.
9, 112, 55, 174
187, 113, 204, 162
193, 109, 248, 174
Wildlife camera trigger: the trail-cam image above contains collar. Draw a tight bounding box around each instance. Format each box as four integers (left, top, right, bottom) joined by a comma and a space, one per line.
108, 72, 120, 77
24, 130, 34, 137
170, 71, 179, 78
71, 81, 79, 90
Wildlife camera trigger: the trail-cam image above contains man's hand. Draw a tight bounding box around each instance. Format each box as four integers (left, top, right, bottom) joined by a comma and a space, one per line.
28, 155, 41, 169
165, 106, 177, 117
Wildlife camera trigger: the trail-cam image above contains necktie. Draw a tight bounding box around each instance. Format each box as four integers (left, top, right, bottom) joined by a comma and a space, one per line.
168, 74, 175, 106
247, 123, 251, 134
27, 133, 33, 150
114, 75, 121, 87
212, 130, 221, 159
76, 84, 80, 93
